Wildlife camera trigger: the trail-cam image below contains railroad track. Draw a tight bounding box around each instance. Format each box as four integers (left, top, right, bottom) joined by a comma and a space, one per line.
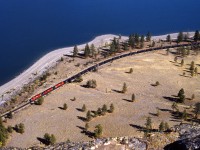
1, 42, 200, 118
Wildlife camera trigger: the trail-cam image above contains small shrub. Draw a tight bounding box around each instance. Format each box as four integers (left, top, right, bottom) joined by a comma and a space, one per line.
63, 103, 68, 110
35, 97, 44, 105
102, 104, 107, 115
86, 111, 92, 122
155, 81, 160, 86
43, 133, 56, 145
86, 80, 97, 88
129, 68, 133, 73
191, 94, 195, 100
121, 82, 127, 93
7, 112, 13, 119
74, 76, 83, 83
85, 123, 89, 131
7, 126, 13, 133
131, 94, 135, 102
82, 104, 86, 112
94, 124, 103, 138
15, 123, 25, 134
109, 103, 114, 113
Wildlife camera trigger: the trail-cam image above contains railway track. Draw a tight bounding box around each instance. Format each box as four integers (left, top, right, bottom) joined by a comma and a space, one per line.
1, 42, 200, 118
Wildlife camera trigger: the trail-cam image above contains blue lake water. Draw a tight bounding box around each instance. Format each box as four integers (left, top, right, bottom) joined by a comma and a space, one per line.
0, 0, 200, 86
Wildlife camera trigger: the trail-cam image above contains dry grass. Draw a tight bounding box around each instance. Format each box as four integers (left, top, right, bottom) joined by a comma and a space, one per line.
5, 49, 200, 148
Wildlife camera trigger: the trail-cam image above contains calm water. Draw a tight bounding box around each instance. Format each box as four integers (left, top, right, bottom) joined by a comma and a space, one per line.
0, 0, 200, 85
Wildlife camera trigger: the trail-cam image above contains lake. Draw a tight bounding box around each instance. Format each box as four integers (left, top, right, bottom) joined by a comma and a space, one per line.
0, 0, 199, 85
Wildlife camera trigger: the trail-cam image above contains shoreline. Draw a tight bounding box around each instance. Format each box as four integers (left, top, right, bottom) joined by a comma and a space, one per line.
0, 32, 195, 104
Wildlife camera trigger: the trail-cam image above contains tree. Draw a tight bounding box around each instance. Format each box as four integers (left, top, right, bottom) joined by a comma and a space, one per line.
177, 88, 185, 103
35, 97, 44, 105
7, 126, 13, 133
194, 102, 200, 119
131, 93, 135, 102
109, 103, 114, 113
85, 123, 89, 131
191, 94, 195, 100
190, 61, 195, 71
73, 45, 78, 57
129, 68, 133, 73
63, 103, 68, 110
102, 104, 107, 115
164, 122, 170, 131
97, 108, 102, 116
0, 119, 8, 146
166, 35, 171, 42
174, 57, 177, 62
15, 123, 25, 134
194, 67, 198, 75
94, 124, 103, 138
182, 109, 187, 121
7, 112, 13, 119
177, 32, 183, 43
181, 59, 184, 67
90, 44, 96, 57
145, 117, 152, 132
122, 82, 127, 93
86, 111, 92, 122
50, 134, 56, 145
128, 35, 135, 48
194, 30, 200, 42
155, 81, 160, 86
86, 80, 97, 88
146, 32, 151, 41
159, 121, 165, 132
171, 102, 178, 112
82, 104, 86, 112
152, 41, 155, 47
84, 43, 90, 58
124, 42, 129, 51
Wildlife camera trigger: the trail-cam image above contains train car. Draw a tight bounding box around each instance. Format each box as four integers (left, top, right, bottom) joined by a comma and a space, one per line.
30, 93, 42, 102
54, 81, 65, 89
42, 87, 53, 95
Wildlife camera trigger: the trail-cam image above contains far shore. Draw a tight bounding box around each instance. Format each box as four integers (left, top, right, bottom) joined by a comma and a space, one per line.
0, 32, 195, 104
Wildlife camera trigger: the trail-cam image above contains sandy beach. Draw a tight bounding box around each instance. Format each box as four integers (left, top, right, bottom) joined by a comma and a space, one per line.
0, 32, 195, 104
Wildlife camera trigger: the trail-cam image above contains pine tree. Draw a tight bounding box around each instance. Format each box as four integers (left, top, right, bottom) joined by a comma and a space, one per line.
7, 126, 13, 133
82, 104, 86, 112
122, 82, 127, 93
191, 94, 195, 100
194, 67, 198, 75
164, 122, 170, 131
90, 44, 96, 57
190, 61, 195, 71
166, 35, 171, 42
131, 93, 135, 102
146, 32, 151, 41
194, 30, 200, 42
94, 124, 103, 138
129, 68, 133, 73
145, 117, 152, 132
152, 41, 155, 47
50, 134, 56, 145
84, 44, 90, 58
171, 102, 178, 112
181, 59, 184, 67
124, 42, 129, 51
159, 121, 165, 132
102, 104, 107, 115
85, 123, 89, 131
182, 109, 187, 121
86, 111, 92, 122
109, 103, 114, 113
194, 102, 200, 119
73, 45, 78, 57
97, 108, 102, 116
177, 32, 183, 43
63, 103, 67, 110
178, 88, 185, 103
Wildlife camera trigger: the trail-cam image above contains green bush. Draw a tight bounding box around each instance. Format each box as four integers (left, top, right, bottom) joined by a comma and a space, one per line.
35, 97, 44, 105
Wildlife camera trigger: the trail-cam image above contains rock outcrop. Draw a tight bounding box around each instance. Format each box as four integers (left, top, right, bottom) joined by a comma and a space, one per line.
164, 124, 200, 150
